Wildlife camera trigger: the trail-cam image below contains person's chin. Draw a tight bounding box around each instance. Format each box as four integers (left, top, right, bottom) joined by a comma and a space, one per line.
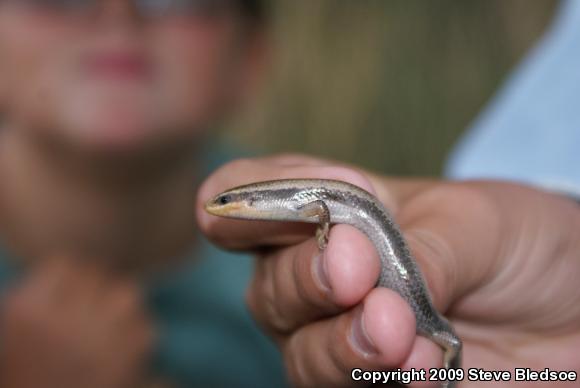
63, 100, 156, 152
61, 111, 160, 156
85, 124, 153, 153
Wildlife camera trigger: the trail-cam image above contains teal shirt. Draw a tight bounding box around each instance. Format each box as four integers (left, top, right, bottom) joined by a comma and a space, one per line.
147, 241, 288, 388
0, 244, 287, 388
0, 143, 288, 388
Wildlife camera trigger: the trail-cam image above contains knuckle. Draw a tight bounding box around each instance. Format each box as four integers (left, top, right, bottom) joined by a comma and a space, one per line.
271, 248, 318, 332
400, 182, 503, 309
283, 335, 312, 388
245, 280, 268, 328
249, 264, 295, 334
262, 285, 295, 334
283, 331, 346, 388
245, 285, 286, 346
444, 182, 498, 212
405, 182, 499, 220
244, 283, 257, 314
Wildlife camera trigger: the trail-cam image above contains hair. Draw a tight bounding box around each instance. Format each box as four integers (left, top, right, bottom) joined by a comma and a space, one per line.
239, 0, 266, 22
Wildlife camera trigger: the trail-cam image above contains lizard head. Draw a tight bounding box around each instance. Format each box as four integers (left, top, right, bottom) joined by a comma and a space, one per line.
204, 180, 310, 221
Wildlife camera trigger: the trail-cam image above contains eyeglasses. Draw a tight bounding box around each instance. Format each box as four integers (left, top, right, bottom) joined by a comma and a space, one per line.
2, 0, 240, 19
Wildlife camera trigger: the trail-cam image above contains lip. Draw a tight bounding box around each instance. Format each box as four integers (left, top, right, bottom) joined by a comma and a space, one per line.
205, 200, 242, 216
84, 50, 152, 80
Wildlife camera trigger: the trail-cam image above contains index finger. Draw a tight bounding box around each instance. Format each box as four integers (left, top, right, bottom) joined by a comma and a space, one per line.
196, 154, 428, 251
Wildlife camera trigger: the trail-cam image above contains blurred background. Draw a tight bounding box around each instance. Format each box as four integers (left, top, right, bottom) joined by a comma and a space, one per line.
225, 0, 558, 176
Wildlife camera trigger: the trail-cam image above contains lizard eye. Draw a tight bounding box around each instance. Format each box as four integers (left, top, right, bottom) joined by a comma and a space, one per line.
217, 195, 232, 205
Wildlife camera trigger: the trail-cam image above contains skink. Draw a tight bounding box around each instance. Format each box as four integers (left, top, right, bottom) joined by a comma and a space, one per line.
205, 179, 462, 387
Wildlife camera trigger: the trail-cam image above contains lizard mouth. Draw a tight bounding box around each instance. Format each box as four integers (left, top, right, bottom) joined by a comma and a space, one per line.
204, 199, 245, 217
204, 197, 277, 220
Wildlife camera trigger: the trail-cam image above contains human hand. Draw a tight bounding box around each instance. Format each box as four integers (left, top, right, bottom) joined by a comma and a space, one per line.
0, 258, 155, 388
197, 154, 580, 387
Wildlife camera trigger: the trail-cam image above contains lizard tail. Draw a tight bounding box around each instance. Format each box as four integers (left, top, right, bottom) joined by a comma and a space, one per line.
432, 330, 462, 388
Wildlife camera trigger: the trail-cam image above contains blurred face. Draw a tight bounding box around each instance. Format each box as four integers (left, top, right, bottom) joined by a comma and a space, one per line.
0, 0, 260, 154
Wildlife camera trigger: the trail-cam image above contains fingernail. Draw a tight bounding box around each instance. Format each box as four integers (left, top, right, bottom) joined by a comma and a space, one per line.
349, 306, 378, 358
312, 251, 332, 292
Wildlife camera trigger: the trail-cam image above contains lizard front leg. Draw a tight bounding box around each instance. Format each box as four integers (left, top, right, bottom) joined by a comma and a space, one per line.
298, 200, 330, 250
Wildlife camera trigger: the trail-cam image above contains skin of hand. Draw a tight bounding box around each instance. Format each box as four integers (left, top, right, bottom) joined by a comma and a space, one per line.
0, 258, 155, 388
197, 154, 580, 388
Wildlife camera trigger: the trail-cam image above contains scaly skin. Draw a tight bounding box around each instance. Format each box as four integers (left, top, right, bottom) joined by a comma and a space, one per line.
205, 178, 462, 387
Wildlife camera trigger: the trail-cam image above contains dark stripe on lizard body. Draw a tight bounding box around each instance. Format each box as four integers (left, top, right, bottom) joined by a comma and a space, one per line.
205, 179, 462, 387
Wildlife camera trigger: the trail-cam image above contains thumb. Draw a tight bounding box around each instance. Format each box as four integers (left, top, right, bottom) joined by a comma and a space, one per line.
394, 183, 504, 312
